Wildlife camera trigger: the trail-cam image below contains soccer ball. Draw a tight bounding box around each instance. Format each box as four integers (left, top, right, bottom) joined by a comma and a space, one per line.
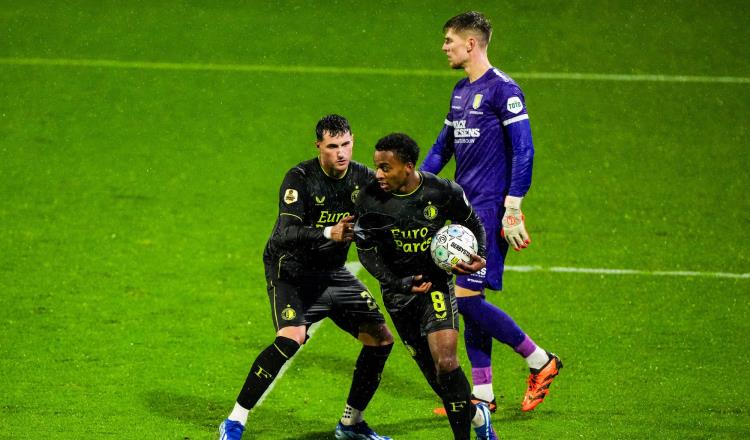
430, 224, 478, 272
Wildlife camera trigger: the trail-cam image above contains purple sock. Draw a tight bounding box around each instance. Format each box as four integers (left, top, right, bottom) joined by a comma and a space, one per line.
514, 334, 538, 358
472, 366, 493, 386
457, 295, 526, 349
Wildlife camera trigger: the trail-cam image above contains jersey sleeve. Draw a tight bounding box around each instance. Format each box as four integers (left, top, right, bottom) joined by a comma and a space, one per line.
274, 168, 326, 246
447, 181, 487, 258
492, 84, 535, 197
421, 89, 457, 174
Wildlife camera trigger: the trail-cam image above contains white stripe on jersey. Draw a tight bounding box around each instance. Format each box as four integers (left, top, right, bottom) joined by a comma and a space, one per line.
502, 114, 529, 126
444, 119, 454, 126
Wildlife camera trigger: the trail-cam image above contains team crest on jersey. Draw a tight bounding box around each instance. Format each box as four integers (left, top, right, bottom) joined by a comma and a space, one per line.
423, 203, 438, 220
315, 195, 325, 205
506, 96, 523, 114
281, 306, 297, 320
472, 94, 483, 109
351, 186, 360, 203
284, 189, 298, 204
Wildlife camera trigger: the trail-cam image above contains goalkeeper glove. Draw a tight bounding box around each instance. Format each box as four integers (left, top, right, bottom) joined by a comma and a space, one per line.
501, 195, 531, 251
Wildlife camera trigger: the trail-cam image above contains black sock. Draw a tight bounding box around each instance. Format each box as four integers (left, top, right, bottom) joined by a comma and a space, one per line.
236, 336, 300, 409
438, 367, 473, 440
346, 343, 393, 410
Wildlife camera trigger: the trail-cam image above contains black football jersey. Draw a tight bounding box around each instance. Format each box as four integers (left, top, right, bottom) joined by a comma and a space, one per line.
263, 158, 373, 274
355, 171, 486, 283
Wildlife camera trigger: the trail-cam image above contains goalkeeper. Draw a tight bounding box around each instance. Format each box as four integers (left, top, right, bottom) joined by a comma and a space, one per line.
420, 11, 562, 414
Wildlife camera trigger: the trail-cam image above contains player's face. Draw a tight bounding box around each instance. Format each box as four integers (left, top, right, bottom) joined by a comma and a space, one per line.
316, 131, 353, 177
374, 150, 412, 193
442, 29, 470, 69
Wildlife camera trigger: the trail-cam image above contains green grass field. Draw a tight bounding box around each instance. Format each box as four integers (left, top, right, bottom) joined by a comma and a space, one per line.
1, 1, 749, 438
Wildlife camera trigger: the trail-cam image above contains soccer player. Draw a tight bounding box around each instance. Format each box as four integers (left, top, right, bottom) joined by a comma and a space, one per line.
421, 11, 562, 414
355, 133, 498, 440
219, 115, 394, 440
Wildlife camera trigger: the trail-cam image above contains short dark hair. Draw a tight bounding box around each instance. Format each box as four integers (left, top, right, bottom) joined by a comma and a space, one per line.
316, 114, 351, 141
444, 11, 492, 46
374, 133, 419, 165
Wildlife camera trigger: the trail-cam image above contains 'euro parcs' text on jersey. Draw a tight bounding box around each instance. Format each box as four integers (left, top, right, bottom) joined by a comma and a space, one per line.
263, 158, 373, 276
421, 67, 535, 209
354, 172, 487, 286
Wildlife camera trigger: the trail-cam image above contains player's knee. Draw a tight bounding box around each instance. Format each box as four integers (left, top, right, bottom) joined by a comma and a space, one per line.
359, 322, 394, 346
277, 325, 306, 346
435, 355, 459, 374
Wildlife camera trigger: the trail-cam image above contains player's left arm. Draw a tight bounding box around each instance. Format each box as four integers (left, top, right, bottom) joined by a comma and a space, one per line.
448, 182, 487, 275
497, 86, 535, 251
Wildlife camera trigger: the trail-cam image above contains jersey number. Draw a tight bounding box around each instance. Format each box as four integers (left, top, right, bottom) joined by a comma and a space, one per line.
431, 291, 448, 319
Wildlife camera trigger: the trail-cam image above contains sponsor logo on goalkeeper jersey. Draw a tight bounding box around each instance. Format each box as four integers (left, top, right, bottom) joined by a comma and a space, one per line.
390, 227, 433, 253
507, 96, 523, 114
452, 120, 480, 138
472, 94, 483, 109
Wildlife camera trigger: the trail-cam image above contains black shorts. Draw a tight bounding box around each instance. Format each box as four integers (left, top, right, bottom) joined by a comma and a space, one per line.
265, 265, 386, 337
382, 279, 459, 347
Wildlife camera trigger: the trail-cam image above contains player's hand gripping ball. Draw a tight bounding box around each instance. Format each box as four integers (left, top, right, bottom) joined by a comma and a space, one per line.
430, 224, 478, 272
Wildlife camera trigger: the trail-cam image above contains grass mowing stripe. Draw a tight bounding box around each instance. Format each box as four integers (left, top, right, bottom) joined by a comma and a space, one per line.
506, 265, 750, 279
1, 57, 749, 84
347, 261, 749, 279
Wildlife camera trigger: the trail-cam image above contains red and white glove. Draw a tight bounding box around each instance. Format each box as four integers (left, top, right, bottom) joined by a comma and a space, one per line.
501, 195, 531, 251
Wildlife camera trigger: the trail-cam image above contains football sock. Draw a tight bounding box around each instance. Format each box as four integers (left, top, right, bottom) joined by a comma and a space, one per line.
228, 402, 250, 425
235, 336, 300, 410
514, 333, 545, 361
345, 343, 393, 414
470, 403, 486, 428
341, 404, 363, 426
525, 345, 550, 370
457, 295, 526, 348
472, 382, 494, 403
437, 367, 473, 440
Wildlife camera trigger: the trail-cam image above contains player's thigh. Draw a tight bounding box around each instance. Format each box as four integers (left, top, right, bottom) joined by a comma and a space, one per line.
326, 276, 387, 339
266, 277, 307, 331
420, 281, 460, 335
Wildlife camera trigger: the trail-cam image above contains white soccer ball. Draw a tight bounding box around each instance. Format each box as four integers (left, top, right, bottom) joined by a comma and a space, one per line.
430, 224, 478, 272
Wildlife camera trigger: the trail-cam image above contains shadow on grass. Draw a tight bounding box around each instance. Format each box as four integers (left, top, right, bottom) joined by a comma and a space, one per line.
144, 390, 226, 430
145, 387, 448, 438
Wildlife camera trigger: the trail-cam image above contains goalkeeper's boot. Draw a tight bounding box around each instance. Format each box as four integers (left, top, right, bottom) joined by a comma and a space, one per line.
218, 419, 245, 440
522, 352, 563, 412
334, 420, 392, 440
473, 402, 499, 440
433, 394, 497, 416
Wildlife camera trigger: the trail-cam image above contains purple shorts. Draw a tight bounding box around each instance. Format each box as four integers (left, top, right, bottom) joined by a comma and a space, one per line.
456, 205, 509, 291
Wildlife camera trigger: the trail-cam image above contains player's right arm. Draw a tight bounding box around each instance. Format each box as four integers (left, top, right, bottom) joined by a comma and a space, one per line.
420, 110, 456, 174
274, 169, 329, 246
356, 245, 432, 294
354, 192, 432, 294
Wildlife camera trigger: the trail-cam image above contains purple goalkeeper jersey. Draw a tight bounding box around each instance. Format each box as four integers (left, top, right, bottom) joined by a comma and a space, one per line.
421, 67, 535, 209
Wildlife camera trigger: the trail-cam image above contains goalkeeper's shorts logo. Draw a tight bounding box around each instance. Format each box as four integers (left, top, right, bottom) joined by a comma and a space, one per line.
281, 307, 297, 320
